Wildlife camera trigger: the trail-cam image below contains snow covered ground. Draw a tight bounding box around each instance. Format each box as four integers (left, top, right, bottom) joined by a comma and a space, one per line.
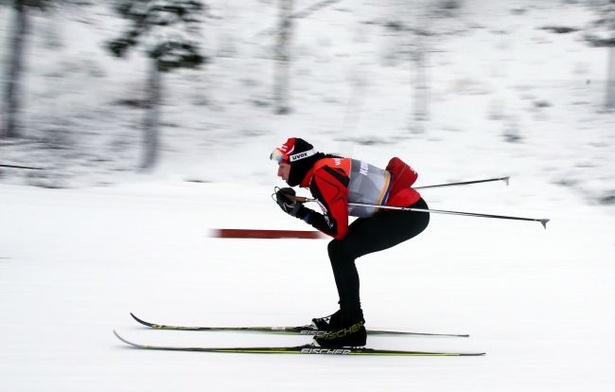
1, 0, 615, 391
1, 178, 614, 391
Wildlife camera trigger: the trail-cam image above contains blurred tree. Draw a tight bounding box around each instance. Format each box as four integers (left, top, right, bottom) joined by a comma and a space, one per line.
105, 0, 207, 170
266, 0, 341, 114
274, 0, 293, 114
1, 0, 52, 139
585, 0, 615, 110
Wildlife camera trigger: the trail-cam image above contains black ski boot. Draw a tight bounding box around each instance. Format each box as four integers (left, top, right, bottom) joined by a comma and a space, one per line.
311, 310, 343, 331
313, 310, 366, 348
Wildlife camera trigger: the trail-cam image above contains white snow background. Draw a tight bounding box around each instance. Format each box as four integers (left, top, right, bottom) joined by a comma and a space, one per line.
1, 0, 615, 391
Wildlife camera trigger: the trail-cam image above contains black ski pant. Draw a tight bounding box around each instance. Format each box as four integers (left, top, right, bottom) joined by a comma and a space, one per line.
327, 197, 430, 317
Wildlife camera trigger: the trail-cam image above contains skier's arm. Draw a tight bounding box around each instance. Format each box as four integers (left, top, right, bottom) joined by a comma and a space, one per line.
301, 169, 349, 240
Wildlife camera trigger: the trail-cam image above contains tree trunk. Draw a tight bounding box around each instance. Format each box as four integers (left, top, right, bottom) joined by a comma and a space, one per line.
141, 59, 161, 171
412, 42, 429, 122
274, 0, 293, 114
409, 4, 430, 133
2, 0, 28, 139
606, 45, 615, 110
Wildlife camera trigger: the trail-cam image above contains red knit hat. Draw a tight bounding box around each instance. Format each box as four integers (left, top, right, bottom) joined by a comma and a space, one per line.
270, 138, 321, 186
270, 137, 316, 164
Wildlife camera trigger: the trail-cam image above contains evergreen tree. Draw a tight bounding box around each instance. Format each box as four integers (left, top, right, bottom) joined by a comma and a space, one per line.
106, 0, 207, 170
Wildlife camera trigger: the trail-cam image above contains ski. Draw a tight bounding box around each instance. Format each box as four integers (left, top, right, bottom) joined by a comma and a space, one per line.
130, 313, 469, 338
113, 330, 485, 356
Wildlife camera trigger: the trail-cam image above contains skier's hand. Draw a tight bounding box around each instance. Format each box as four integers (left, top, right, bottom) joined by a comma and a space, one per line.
274, 187, 302, 216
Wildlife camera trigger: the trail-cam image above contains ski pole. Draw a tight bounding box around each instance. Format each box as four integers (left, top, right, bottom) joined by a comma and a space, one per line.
415, 176, 510, 190
347, 202, 549, 229
290, 196, 549, 229
0, 164, 44, 170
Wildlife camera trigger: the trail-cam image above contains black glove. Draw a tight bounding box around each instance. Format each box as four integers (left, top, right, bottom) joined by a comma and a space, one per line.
274, 187, 302, 216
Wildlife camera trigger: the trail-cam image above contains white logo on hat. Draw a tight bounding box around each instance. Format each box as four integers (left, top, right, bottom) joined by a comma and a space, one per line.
289, 148, 316, 162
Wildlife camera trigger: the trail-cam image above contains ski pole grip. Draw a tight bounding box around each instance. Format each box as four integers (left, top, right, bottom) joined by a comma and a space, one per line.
289, 195, 312, 203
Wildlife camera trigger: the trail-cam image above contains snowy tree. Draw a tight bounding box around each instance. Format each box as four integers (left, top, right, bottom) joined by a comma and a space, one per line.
1, 0, 53, 139
585, 0, 615, 109
106, 0, 207, 170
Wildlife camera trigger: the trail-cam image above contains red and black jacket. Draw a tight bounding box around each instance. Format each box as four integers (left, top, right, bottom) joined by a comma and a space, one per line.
298, 157, 421, 240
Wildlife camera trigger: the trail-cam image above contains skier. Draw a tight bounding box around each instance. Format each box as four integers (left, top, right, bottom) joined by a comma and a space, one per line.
271, 137, 430, 347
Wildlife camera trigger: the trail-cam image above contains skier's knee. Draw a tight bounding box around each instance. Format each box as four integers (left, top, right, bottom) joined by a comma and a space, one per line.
328, 239, 353, 263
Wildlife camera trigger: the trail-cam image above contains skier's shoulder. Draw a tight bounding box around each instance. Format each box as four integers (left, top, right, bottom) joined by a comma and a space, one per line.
313, 156, 351, 173
307, 156, 351, 190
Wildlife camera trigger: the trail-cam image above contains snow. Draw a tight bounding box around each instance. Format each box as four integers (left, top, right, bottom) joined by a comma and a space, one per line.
1, 0, 615, 391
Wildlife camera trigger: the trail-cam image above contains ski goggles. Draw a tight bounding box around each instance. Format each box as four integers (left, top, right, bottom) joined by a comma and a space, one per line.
270, 148, 288, 164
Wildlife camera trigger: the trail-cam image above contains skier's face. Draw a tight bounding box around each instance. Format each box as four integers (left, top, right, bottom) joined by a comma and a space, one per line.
277, 163, 291, 182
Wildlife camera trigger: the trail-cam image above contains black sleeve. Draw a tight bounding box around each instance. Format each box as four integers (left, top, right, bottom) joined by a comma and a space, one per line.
294, 179, 337, 237
297, 206, 337, 237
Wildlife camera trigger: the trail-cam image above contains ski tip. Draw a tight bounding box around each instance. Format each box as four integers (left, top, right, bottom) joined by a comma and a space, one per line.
540, 218, 550, 229
113, 329, 128, 344
503, 176, 510, 186
113, 329, 143, 349
130, 312, 149, 326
